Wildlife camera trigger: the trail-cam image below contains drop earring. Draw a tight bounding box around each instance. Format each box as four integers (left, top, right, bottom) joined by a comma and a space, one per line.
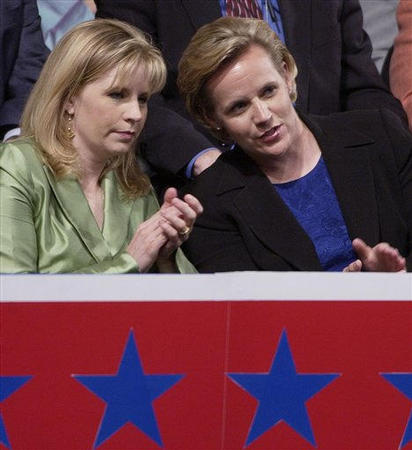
67, 115, 75, 140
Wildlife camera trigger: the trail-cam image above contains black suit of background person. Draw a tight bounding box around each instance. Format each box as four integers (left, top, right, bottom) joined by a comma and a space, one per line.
0, 0, 49, 140
96, 0, 408, 184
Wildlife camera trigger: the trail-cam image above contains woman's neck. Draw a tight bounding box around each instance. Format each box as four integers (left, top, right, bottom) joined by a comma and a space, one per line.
78, 157, 106, 230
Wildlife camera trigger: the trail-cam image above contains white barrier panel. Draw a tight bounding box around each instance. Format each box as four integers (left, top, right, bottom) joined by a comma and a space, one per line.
1, 271, 411, 301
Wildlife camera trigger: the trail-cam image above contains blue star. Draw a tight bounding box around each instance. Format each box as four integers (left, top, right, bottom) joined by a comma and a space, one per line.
74, 330, 183, 448
228, 329, 340, 447
381, 373, 412, 448
0, 375, 32, 448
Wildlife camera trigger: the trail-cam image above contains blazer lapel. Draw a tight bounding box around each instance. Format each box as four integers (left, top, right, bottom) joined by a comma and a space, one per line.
44, 167, 113, 262
278, 0, 311, 112
180, 0, 221, 30
218, 152, 321, 270
307, 115, 380, 245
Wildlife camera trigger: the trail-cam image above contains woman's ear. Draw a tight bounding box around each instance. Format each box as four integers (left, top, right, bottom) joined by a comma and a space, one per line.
64, 98, 75, 116
281, 61, 293, 92
205, 112, 220, 132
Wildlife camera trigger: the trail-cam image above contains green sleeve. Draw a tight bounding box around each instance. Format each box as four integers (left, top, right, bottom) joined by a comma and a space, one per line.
0, 150, 38, 273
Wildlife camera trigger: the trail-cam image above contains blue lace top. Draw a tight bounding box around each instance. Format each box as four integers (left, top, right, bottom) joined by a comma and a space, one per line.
274, 157, 356, 271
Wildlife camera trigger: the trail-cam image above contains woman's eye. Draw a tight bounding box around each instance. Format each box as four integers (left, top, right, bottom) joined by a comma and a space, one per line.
231, 102, 246, 113
262, 85, 275, 97
109, 91, 124, 100
138, 95, 148, 105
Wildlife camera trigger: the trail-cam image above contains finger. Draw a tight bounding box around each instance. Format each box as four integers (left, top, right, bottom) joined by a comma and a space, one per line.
182, 194, 204, 215
160, 220, 180, 240
343, 259, 362, 272
171, 197, 198, 223
162, 187, 178, 206
373, 243, 406, 271
161, 206, 188, 230
159, 221, 182, 255
398, 256, 406, 271
352, 238, 372, 262
374, 242, 398, 258
137, 209, 164, 228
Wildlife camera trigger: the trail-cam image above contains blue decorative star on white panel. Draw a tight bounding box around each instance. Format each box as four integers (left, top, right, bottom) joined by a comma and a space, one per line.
228, 329, 340, 447
381, 373, 412, 448
0, 375, 32, 448
73, 330, 183, 448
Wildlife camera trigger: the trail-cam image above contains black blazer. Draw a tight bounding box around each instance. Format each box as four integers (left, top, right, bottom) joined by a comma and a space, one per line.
96, 0, 407, 177
0, 0, 49, 138
181, 110, 412, 272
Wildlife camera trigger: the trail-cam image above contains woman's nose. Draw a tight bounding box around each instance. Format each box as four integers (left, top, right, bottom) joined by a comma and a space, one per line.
125, 100, 142, 122
253, 100, 271, 125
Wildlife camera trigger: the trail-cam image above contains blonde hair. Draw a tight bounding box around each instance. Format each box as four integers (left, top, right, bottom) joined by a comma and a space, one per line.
178, 17, 298, 138
21, 19, 166, 197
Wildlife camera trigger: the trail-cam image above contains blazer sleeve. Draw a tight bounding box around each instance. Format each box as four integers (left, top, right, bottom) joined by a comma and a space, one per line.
0, 0, 49, 134
379, 109, 412, 269
180, 170, 261, 273
139, 102, 216, 176
95, 0, 216, 176
390, 0, 412, 131
182, 222, 260, 273
0, 143, 38, 273
339, 0, 407, 123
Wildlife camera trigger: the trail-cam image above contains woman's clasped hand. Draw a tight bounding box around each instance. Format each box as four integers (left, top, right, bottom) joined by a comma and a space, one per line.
127, 188, 203, 272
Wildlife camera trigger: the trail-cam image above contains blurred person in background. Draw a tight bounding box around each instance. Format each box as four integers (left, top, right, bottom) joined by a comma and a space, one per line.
37, 0, 96, 50
390, 0, 412, 131
359, 0, 399, 73
1, 0, 49, 141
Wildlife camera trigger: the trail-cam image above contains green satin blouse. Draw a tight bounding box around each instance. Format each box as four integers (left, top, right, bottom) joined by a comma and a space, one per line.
0, 138, 196, 274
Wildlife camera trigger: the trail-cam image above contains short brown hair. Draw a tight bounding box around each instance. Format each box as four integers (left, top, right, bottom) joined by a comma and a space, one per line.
21, 18, 166, 197
178, 17, 298, 137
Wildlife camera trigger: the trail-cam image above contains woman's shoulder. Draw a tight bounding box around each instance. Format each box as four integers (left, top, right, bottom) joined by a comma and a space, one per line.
0, 137, 44, 171
333, 109, 412, 149
313, 108, 408, 136
181, 149, 254, 206
0, 137, 48, 192
183, 155, 227, 197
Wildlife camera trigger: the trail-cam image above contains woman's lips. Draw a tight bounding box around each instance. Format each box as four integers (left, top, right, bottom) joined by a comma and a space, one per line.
259, 124, 282, 143
114, 130, 136, 141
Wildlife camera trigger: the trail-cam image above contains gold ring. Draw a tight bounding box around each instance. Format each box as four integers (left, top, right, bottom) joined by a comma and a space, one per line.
178, 225, 191, 238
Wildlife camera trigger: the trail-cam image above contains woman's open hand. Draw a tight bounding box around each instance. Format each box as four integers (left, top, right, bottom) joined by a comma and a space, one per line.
343, 238, 406, 272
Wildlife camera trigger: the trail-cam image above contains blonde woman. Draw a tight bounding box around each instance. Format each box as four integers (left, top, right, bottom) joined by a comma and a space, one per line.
0, 19, 202, 273
178, 17, 411, 273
